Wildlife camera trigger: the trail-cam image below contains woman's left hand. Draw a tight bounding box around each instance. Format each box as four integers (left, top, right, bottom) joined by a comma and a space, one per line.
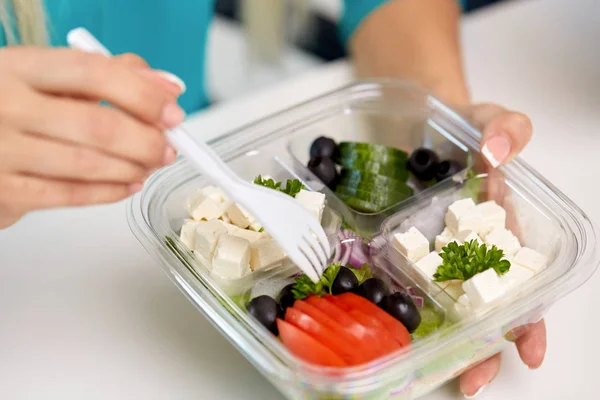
457, 103, 546, 398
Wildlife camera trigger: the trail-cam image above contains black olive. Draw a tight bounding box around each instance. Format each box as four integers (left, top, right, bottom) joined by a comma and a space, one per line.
247, 295, 280, 335
310, 136, 338, 159
407, 148, 440, 181
277, 284, 296, 316
308, 156, 338, 188
382, 292, 421, 333
355, 278, 388, 306
434, 160, 463, 182
331, 267, 359, 295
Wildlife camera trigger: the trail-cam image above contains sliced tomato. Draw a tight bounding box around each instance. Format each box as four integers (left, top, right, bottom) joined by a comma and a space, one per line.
334, 293, 412, 347
304, 296, 383, 360
346, 309, 401, 356
277, 319, 347, 367
292, 300, 366, 346
285, 307, 366, 365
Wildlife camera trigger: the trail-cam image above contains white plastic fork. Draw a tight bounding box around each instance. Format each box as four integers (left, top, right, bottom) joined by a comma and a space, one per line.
67, 27, 330, 283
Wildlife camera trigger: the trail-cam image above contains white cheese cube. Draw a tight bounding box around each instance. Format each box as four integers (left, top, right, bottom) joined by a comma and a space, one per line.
457, 293, 470, 306
211, 234, 251, 279
250, 238, 287, 272
189, 193, 227, 221
441, 280, 465, 300
414, 251, 443, 279
454, 230, 484, 246
193, 219, 227, 260
500, 262, 535, 290
179, 219, 200, 250
485, 228, 521, 256
221, 222, 263, 244
295, 189, 326, 222
226, 203, 254, 229
220, 213, 232, 224
201, 185, 227, 203
435, 228, 461, 252
513, 247, 548, 274
462, 269, 506, 309
393, 227, 430, 263
476, 200, 506, 237
248, 220, 263, 232
444, 198, 483, 234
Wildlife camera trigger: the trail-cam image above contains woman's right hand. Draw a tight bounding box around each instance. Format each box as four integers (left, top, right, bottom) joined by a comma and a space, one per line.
0, 47, 186, 229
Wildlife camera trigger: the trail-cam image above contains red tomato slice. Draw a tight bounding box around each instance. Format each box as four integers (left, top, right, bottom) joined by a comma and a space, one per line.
277, 319, 347, 367
334, 293, 412, 347
346, 309, 401, 356
304, 296, 383, 360
285, 307, 366, 365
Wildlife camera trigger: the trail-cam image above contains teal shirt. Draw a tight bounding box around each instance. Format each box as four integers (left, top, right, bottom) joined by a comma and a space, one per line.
0, 0, 464, 114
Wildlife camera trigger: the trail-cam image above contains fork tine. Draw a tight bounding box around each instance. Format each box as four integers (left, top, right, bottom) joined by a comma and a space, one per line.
289, 247, 320, 283
303, 232, 327, 272
306, 220, 331, 259
298, 241, 323, 279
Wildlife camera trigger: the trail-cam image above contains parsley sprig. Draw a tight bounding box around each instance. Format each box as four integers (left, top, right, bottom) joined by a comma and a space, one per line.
433, 240, 511, 282
291, 263, 373, 300
253, 175, 306, 197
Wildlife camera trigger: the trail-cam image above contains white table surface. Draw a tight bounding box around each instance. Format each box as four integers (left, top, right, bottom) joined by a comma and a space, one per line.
2, 0, 599, 399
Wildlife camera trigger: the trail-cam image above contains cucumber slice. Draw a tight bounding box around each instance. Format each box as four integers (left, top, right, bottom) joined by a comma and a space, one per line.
335, 159, 408, 181
336, 194, 383, 213
334, 150, 407, 167
335, 185, 412, 207
338, 142, 409, 162
339, 169, 414, 195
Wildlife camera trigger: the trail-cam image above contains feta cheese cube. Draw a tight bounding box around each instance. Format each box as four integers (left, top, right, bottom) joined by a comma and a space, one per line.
444, 198, 483, 234
226, 203, 254, 229
454, 230, 484, 246
211, 234, 251, 279
513, 247, 548, 273
201, 185, 227, 203
476, 200, 506, 237
220, 213, 232, 224
435, 227, 461, 252
457, 293, 470, 306
462, 269, 506, 309
295, 189, 326, 222
250, 238, 287, 271
248, 220, 263, 232
485, 228, 521, 256
189, 193, 227, 221
499, 262, 535, 290
441, 280, 465, 300
193, 219, 227, 260
414, 251, 443, 279
393, 227, 430, 263
221, 222, 264, 244
179, 219, 200, 250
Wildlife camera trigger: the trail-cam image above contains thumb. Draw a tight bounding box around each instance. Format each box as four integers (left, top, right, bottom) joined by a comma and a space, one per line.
466, 103, 533, 168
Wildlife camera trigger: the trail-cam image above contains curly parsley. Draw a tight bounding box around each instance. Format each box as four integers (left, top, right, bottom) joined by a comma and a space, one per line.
253, 175, 306, 197
433, 240, 511, 282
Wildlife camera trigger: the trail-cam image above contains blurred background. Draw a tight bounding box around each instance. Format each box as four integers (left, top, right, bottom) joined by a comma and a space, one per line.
207, 0, 503, 102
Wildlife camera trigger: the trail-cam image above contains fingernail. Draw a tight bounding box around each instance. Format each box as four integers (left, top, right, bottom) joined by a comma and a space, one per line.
156, 70, 186, 94
481, 136, 511, 168
464, 385, 487, 398
163, 146, 177, 165
128, 183, 144, 194
161, 103, 186, 127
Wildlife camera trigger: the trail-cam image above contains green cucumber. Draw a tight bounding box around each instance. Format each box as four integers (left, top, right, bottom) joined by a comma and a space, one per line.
336, 194, 384, 213
338, 142, 409, 162
339, 169, 414, 195
335, 185, 411, 208
335, 159, 409, 181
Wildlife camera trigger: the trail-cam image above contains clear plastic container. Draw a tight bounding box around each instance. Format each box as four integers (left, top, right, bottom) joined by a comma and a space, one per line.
127, 80, 599, 399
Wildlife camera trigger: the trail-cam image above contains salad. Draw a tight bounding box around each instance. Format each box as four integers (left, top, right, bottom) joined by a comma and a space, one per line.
393, 197, 548, 317
307, 137, 464, 213
179, 175, 326, 281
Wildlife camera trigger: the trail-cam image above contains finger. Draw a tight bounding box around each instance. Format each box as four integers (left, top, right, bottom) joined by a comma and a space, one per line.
1, 131, 149, 183
113, 53, 186, 94
7, 47, 184, 127
468, 103, 533, 168
515, 319, 547, 369
0, 173, 141, 212
9, 92, 175, 168
459, 353, 502, 398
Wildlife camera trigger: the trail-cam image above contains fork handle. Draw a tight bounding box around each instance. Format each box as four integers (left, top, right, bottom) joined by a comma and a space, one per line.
67, 28, 244, 197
